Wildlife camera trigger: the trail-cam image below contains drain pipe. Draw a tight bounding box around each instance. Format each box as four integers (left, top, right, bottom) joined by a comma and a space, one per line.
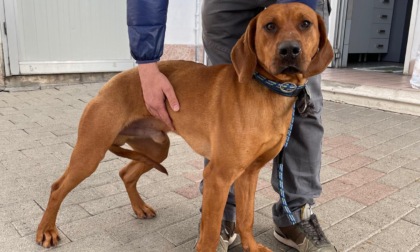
194, 0, 203, 63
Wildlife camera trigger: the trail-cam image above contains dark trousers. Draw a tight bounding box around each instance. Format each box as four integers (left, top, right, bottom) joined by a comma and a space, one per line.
200, 0, 330, 227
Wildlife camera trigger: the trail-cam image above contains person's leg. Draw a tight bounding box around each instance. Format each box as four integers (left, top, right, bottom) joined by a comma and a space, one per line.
270, 1, 336, 251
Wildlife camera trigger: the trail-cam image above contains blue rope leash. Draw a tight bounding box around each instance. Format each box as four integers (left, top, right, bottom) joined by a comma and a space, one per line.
278, 103, 297, 225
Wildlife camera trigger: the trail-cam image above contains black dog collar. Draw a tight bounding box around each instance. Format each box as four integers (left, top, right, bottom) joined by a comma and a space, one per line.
253, 72, 306, 97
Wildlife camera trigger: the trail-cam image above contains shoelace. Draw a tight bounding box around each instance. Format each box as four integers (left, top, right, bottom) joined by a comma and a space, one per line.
300, 215, 329, 245
220, 221, 235, 240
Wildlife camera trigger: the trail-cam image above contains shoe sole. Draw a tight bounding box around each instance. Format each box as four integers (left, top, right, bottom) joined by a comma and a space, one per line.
273, 230, 300, 251
228, 233, 237, 246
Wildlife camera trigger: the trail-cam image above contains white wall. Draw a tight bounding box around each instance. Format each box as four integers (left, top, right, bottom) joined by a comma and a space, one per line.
404, 0, 420, 74
166, 0, 200, 45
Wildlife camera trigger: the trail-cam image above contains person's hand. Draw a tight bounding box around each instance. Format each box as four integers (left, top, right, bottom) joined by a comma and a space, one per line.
138, 63, 180, 130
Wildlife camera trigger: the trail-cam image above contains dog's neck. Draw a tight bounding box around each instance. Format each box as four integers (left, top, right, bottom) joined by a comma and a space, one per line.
252, 66, 314, 117
255, 66, 307, 86
253, 72, 307, 98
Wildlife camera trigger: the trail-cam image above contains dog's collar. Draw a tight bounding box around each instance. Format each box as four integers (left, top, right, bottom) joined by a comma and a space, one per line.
253, 72, 306, 97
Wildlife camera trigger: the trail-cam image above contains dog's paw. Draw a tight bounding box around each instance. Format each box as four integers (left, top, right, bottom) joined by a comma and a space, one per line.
36, 226, 60, 248
257, 243, 272, 252
133, 204, 156, 219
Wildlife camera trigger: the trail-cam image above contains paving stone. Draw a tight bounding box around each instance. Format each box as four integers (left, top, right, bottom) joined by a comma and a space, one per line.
404, 158, 420, 172
352, 198, 414, 229
345, 181, 398, 206
94, 181, 128, 197
97, 158, 126, 173
80, 192, 131, 215
20, 142, 73, 162
324, 217, 378, 251
330, 155, 376, 173
174, 182, 201, 199
0, 183, 51, 208
0, 200, 43, 222
348, 125, 381, 139
159, 214, 200, 246
55, 231, 122, 252
157, 175, 196, 192
76, 170, 121, 190
321, 154, 340, 166
137, 181, 172, 199
393, 141, 420, 160
183, 170, 204, 183
366, 154, 415, 173
370, 115, 412, 131
388, 181, 420, 208
259, 168, 273, 182
323, 134, 359, 148
0, 139, 43, 153
412, 245, 420, 252
146, 192, 189, 210
2, 85, 420, 251
403, 208, 420, 226
35, 186, 104, 209
313, 197, 366, 227
363, 134, 420, 162
349, 242, 387, 252
257, 203, 274, 220
256, 178, 271, 191
12, 204, 91, 237
112, 232, 176, 252
367, 220, 420, 252
59, 208, 134, 241
0, 230, 70, 252
336, 167, 384, 187
109, 202, 198, 244
0, 222, 20, 241
324, 144, 366, 159
364, 143, 407, 162
257, 187, 280, 202
354, 134, 388, 149
316, 179, 356, 204
254, 192, 277, 212
378, 168, 420, 188
169, 238, 197, 252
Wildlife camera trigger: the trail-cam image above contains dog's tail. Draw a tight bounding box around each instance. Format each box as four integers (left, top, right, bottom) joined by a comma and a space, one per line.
109, 145, 168, 175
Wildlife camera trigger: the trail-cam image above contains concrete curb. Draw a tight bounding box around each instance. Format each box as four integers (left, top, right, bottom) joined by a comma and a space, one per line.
322, 80, 420, 116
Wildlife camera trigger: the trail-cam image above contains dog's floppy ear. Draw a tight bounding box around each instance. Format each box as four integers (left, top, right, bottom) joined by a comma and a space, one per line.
304, 14, 334, 77
231, 17, 258, 83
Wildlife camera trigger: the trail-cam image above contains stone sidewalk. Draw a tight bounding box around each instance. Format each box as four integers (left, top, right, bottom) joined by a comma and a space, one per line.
0, 83, 419, 252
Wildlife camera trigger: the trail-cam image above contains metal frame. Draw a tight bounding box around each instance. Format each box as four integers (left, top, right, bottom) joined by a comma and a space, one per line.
404, 0, 419, 74
1, 0, 20, 76
0, 0, 136, 76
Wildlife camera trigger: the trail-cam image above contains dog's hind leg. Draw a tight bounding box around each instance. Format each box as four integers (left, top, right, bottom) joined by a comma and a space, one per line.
119, 134, 170, 219
36, 101, 126, 248
119, 161, 157, 219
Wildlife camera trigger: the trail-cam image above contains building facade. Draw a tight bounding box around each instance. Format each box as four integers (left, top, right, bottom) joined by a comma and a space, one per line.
0, 0, 418, 89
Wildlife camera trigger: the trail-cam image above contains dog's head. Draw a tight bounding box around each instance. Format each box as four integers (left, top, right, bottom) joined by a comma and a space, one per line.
231, 3, 333, 84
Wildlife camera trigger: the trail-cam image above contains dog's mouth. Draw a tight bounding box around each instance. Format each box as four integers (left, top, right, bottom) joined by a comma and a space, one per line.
279, 66, 301, 75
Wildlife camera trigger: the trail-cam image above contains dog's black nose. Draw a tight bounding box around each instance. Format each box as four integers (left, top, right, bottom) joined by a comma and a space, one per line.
278, 41, 301, 59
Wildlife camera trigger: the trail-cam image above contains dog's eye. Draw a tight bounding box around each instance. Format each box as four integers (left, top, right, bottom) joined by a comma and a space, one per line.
300, 20, 312, 29
265, 22, 277, 32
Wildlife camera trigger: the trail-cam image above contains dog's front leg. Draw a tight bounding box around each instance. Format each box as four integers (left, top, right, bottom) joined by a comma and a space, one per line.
235, 167, 272, 252
196, 162, 236, 252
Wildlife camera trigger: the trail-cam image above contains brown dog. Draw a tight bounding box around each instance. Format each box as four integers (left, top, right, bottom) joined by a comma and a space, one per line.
36, 3, 333, 252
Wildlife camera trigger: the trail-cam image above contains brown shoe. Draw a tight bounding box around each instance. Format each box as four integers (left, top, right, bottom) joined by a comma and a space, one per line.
274, 204, 337, 252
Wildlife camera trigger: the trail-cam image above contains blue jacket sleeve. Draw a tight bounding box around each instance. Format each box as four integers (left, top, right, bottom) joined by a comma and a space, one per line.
127, 0, 169, 64
277, 0, 318, 10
